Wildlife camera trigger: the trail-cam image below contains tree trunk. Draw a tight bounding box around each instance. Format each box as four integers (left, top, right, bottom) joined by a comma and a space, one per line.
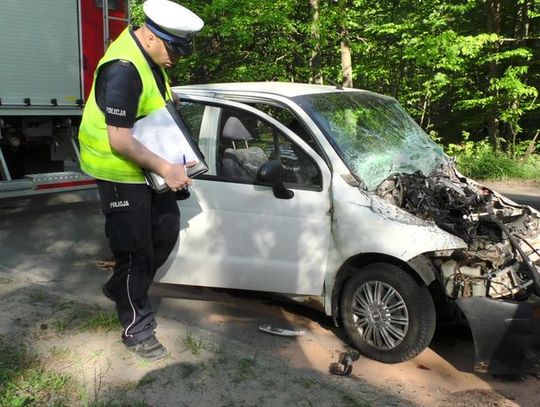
522, 130, 540, 161
507, 0, 532, 150
309, 0, 323, 84
420, 94, 430, 129
515, 0, 532, 39
339, 0, 353, 88
340, 41, 353, 88
487, 0, 501, 150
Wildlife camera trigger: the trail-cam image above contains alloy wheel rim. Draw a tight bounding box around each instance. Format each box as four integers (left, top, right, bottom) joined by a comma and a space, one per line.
351, 280, 409, 350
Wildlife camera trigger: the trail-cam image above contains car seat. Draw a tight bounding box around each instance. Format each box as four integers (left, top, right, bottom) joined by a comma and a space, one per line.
221, 116, 269, 180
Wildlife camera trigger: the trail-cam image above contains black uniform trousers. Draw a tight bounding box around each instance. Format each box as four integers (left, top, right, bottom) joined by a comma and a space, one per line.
97, 180, 180, 346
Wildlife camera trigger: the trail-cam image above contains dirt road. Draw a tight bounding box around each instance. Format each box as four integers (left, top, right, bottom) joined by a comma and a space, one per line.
482, 179, 540, 210
1, 185, 539, 406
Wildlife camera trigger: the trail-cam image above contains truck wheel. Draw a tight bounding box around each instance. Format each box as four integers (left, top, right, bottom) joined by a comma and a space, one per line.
340, 263, 436, 363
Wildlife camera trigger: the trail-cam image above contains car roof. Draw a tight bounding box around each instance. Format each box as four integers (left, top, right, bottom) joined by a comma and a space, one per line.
173, 81, 373, 98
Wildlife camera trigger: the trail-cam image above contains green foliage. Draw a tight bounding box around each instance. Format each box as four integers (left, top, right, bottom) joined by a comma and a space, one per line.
122, 0, 540, 179
80, 311, 120, 332
168, 0, 309, 84
0, 339, 72, 406
447, 134, 540, 180
493, 66, 538, 133
232, 357, 255, 384
129, 0, 144, 25
52, 308, 120, 334
183, 332, 205, 355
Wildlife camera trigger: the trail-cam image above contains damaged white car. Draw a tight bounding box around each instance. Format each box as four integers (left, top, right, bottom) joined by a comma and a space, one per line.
157, 82, 540, 375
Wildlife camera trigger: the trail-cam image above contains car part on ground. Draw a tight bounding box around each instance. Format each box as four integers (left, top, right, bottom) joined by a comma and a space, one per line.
258, 324, 305, 337
457, 296, 540, 376
329, 350, 360, 376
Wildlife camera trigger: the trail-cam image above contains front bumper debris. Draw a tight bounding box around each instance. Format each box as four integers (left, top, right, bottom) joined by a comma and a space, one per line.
456, 296, 540, 375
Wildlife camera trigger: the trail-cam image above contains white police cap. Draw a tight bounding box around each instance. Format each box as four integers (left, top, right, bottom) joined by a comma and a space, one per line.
143, 0, 204, 52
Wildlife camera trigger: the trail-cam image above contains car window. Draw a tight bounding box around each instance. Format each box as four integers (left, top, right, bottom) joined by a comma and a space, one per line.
217, 107, 321, 188
176, 102, 205, 143
249, 103, 323, 157
176, 100, 322, 189
295, 92, 444, 191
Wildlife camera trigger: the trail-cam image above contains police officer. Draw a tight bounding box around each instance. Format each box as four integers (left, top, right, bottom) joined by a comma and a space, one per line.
78, 0, 204, 361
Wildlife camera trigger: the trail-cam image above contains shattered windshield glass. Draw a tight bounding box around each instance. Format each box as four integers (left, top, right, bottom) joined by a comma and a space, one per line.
295, 91, 445, 190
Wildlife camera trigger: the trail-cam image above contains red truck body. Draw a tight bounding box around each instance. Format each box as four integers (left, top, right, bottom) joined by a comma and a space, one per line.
0, 0, 129, 198
82, 0, 129, 101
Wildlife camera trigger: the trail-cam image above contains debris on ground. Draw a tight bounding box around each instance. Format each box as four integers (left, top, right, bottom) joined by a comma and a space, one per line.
258, 324, 305, 337
329, 350, 360, 376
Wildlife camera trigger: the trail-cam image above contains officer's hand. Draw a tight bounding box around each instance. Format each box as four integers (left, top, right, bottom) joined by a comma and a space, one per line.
162, 163, 193, 192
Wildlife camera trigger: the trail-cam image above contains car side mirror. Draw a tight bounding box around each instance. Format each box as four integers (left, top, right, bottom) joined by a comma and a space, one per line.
257, 160, 294, 199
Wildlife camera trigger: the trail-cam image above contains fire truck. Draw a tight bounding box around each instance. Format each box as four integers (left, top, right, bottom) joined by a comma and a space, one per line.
0, 0, 130, 198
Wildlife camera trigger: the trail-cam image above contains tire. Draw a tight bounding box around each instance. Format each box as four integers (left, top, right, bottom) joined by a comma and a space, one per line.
340, 263, 436, 363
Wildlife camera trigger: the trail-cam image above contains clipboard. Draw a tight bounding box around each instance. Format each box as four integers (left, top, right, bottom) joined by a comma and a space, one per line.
133, 101, 208, 193
164, 101, 208, 178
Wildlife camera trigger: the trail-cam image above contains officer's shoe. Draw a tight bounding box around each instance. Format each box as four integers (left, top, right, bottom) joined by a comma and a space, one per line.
126, 335, 169, 362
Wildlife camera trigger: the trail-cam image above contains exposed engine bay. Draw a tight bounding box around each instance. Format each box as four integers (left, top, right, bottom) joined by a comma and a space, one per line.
376, 163, 540, 301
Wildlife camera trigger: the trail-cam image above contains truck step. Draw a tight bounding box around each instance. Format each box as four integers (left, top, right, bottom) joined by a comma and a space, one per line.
0, 171, 96, 199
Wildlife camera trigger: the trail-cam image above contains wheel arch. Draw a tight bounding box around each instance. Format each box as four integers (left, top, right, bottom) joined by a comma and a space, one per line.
330, 253, 437, 326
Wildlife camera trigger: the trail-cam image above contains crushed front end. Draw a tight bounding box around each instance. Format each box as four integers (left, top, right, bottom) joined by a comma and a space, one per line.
376, 163, 540, 375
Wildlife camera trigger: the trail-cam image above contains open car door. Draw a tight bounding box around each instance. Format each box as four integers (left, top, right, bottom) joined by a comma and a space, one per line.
156, 95, 332, 296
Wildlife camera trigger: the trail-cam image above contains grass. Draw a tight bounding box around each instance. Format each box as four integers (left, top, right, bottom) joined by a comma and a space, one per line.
183, 332, 205, 356
1, 330, 139, 406
0, 330, 373, 407
53, 300, 78, 312
80, 311, 120, 332
53, 309, 120, 333
54, 319, 68, 332
458, 153, 540, 180
1, 284, 377, 407
447, 138, 540, 180
0, 338, 73, 406
232, 357, 255, 384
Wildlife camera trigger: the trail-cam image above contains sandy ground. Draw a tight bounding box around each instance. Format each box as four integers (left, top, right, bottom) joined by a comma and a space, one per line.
1, 184, 540, 406
1, 276, 415, 406
1, 269, 539, 406
481, 179, 540, 197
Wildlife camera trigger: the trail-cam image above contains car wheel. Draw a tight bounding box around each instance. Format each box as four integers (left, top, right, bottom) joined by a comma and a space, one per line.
340, 263, 436, 363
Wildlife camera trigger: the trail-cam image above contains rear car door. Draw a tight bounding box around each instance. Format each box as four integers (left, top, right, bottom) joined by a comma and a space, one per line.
156, 96, 332, 295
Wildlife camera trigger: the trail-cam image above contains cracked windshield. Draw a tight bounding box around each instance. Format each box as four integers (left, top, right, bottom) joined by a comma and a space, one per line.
297, 92, 445, 191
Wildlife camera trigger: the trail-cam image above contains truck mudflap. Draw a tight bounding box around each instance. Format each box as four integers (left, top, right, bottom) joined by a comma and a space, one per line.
456, 296, 540, 376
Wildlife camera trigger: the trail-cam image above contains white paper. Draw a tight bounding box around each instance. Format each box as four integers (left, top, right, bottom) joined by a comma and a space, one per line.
132, 106, 199, 165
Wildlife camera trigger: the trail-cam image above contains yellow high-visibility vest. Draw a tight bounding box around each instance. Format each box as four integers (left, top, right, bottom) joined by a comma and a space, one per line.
79, 29, 172, 183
